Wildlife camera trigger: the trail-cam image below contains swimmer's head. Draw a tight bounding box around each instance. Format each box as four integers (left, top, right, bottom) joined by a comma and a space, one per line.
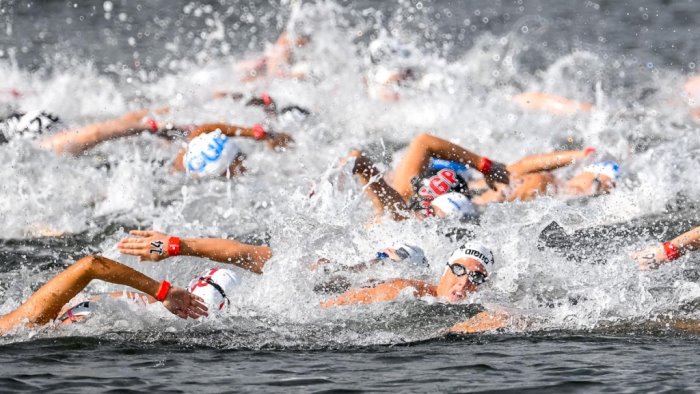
368, 37, 412, 65
0, 111, 61, 143
431, 192, 477, 220
567, 161, 620, 195
184, 129, 242, 177
437, 241, 494, 303
378, 243, 429, 268
187, 268, 241, 312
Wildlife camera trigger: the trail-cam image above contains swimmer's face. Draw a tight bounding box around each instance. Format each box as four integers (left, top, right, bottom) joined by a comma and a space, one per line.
436, 258, 486, 303
565, 172, 614, 196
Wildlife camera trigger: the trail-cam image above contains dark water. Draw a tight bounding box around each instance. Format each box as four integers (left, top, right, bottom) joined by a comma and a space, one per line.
2, 0, 700, 392
1, 335, 700, 393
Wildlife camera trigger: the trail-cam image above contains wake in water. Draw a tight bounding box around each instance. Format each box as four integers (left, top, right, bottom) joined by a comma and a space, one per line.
0, 1, 700, 349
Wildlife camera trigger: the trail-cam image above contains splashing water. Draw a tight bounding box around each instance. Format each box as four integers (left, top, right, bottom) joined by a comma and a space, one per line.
0, 0, 699, 350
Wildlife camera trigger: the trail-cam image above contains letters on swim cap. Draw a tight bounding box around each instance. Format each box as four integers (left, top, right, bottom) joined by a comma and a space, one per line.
184, 129, 241, 177
448, 241, 494, 275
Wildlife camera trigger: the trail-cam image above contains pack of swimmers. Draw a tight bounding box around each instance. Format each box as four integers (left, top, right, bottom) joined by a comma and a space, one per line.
1, 27, 698, 338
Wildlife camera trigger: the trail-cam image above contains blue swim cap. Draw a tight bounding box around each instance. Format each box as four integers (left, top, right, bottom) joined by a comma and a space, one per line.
184, 129, 241, 177
583, 161, 620, 181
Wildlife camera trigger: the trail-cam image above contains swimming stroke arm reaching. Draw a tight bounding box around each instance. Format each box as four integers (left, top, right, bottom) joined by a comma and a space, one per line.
631, 226, 700, 270
320, 279, 432, 308
0, 255, 207, 334
118, 230, 271, 274
391, 133, 510, 199
39, 108, 168, 155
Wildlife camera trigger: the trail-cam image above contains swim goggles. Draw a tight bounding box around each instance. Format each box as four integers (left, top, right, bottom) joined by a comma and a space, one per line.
199, 276, 231, 307
445, 262, 487, 285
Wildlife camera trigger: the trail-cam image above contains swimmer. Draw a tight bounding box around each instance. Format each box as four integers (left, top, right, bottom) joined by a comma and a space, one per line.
0, 108, 293, 177
311, 243, 429, 294
364, 33, 449, 102
345, 133, 509, 221
117, 231, 429, 284
172, 122, 293, 177
470, 149, 619, 205
321, 241, 507, 334
631, 225, 700, 270
0, 255, 207, 334
210, 90, 312, 118
237, 32, 311, 82
512, 92, 593, 115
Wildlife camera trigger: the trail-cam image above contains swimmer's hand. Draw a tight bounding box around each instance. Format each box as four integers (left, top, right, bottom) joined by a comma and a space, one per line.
118, 230, 171, 262
483, 160, 510, 190
162, 287, 208, 319
266, 131, 294, 150
630, 246, 667, 270
449, 311, 507, 333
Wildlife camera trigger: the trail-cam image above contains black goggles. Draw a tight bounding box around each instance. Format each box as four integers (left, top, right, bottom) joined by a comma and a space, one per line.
200, 277, 231, 307
445, 262, 487, 285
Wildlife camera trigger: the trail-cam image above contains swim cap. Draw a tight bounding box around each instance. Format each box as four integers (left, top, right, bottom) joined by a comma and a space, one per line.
184, 129, 240, 177
0, 111, 61, 142
431, 192, 477, 220
448, 241, 494, 275
391, 243, 429, 267
583, 161, 620, 181
188, 268, 241, 311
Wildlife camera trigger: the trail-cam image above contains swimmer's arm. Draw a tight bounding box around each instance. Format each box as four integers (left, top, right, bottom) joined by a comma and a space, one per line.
320, 279, 426, 308
392, 133, 509, 197
180, 238, 271, 274
118, 230, 271, 274
347, 150, 411, 221
512, 92, 593, 115
506, 149, 593, 176
631, 226, 700, 270
39, 109, 166, 155
448, 311, 508, 334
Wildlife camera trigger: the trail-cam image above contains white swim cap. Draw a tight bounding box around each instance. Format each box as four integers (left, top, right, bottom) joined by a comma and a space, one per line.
448, 241, 495, 275
583, 161, 620, 181
187, 268, 241, 311
184, 129, 241, 177
431, 192, 477, 219
0, 111, 61, 142
391, 243, 429, 267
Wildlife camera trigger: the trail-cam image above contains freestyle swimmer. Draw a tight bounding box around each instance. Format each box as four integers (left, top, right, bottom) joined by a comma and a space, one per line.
345, 133, 510, 221
320, 241, 507, 334
0, 255, 208, 334
631, 225, 700, 270
117, 231, 430, 281
469, 148, 619, 205
0, 107, 293, 177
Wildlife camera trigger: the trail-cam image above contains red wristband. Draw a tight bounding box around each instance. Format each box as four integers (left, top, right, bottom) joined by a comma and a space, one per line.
167, 236, 181, 256
252, 123, 267, 140
260, 92, 273, 107
583, 147, 596, 156
143, 118, 158, 132
478, 157, 492, 174
155, 280, 171, 302
663, 241, 681, 261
